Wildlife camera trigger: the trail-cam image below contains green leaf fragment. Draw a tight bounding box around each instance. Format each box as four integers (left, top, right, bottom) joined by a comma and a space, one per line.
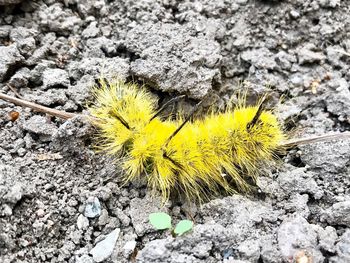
174, 220, 193, 236
149, 212, 172, 230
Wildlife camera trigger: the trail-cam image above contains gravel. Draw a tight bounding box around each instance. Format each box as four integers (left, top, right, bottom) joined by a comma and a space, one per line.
1, 0, 350, 262
0, 45, 24, 81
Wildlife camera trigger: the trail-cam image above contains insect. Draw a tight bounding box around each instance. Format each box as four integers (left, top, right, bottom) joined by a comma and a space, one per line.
89, 79, 286, 202
0, 79, 348, 202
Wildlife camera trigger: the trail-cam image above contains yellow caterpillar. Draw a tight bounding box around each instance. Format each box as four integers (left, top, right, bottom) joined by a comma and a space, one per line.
1, 81, 349, 202
89, 79, 286, 202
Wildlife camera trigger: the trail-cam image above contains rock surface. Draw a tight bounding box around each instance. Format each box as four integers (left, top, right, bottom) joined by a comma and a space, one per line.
1, 0, 350, 262
0, 45, 24, 81
90, 228, 121, 262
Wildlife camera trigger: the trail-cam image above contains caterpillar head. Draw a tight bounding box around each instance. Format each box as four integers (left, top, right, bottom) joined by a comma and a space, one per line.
89, 79, 158, 155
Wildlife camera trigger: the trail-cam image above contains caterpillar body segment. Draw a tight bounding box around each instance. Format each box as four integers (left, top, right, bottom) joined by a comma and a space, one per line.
90, 79, 286, 202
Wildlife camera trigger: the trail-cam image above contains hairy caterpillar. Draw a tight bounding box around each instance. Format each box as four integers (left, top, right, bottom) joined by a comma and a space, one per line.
1, 81, 350, 202
89, 79, 286, 202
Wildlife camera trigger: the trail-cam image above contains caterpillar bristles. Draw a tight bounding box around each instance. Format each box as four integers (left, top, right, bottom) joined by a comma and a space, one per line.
2, 87, 350, 202
89, 79, 286, 203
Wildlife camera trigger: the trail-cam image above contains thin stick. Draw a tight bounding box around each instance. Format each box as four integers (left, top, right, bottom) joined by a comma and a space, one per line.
281, 131, 350, 147
6, 84, 24, 99
0, 92, 77, 120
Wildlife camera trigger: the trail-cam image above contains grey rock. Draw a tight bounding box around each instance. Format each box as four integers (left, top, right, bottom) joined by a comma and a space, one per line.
82, 22, 100, 39
58, 240, 75, 260
0, 233, 14, 251
51, 116, 94, 156
84, 196, 102, 218
67, 75, 95, 106
283, 194, 310, 217
236, 239, 261, 262
77, 214, 89, 230
115, 208, 130, 227
298, 45, 326, 64
278, 215, 324, 262
290, 10, 300, 18
192, 240, 212, 258
9, 27, 37, 57
23, 115, 58, 141
70, 230, 83, 245
95, 185, 113, 201
137, 238, 172, 263
1, 204, 13, 216
0, 45, 24, 81
301, 139, 350, 174
75, 254, 94, 263
258, 167, 323, 200
122, 240, 137, 258
326, 46, 345, 67
76, 0, 107, 18
329, 230, 350, 263
260, 236, 284, 263
3, 183, 23, 204
68, 57, 129, 80
29, 60, 56, 85
129, 194, 169, 236
0, 25, 12, 38
201, 195, 279, 230
0, 166, 21, 214
137, 223, 232, 262
317, 226, 337, 253
42, 68, 70, 89
26, 33, 56, 66
325, 78, 350, 123
83, 36, 118, 58
9, 26, 37, 41
32, 220, 45, 238
241, 48, 277, 70
8, 67, 30, 88
98, 37, 118, 57
274, 51, 297, 70
319, 20, 341, 37
1, 0, 350, 262
28, 89, 68, 106
98, 209, 109, 226
323, 201, 350, 227
318, 0, 340, 8
38, 3, 82, 36
126, 22, 221, 99
90, 228, 120, 262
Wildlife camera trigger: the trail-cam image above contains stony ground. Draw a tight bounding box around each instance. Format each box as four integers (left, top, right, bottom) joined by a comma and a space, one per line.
1, 0, 350, 262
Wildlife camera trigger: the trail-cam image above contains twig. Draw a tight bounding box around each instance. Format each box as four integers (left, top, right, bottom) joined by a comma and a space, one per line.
6, 84, 24, 99
0, 92, 77, 120
281, 131, 350, 147
1, 92, 350, 146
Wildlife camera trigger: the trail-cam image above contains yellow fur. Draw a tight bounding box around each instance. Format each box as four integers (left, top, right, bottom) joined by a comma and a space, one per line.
89, 79, 286, 202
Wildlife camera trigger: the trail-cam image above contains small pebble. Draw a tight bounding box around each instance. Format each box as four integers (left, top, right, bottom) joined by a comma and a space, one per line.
77, 214, 89, 230
36, 209, 45, 218
90, 228, 120, 262
123, 240, 137, 257
84, 197, 101, 218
